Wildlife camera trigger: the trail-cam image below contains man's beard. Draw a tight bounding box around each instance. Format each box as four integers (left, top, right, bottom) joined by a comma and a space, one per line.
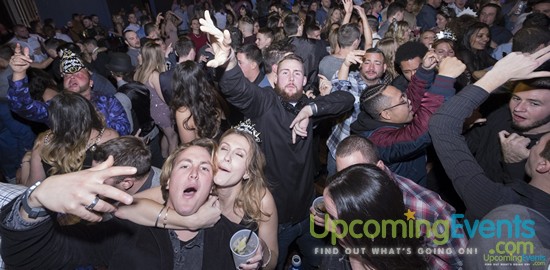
512, 113, 550, 133
274, 84, 302, 102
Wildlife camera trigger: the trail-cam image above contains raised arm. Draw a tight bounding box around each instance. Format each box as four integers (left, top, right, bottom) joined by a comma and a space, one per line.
429, 47, 550, 219
7, 44, 50, 124
354, 5, 373, 49
342, 0, 353, 24
199, 11, 236, 70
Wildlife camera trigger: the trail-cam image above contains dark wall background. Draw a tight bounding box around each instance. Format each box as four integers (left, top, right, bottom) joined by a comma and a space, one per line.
35, 0, 113, 29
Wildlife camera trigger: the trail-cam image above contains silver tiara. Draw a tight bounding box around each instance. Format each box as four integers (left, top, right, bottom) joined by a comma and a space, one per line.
435, 29, 457, 41
234, 119, 261, 142
457, 7, 477, 17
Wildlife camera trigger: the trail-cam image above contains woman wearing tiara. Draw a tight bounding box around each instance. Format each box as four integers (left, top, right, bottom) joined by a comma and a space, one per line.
116, 122, 278, 270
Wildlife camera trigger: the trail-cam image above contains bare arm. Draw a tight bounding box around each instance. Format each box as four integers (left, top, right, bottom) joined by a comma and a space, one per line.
355, 5, 373, 49
27, 140, 46, 187
114, 196, 221, 230
175, 108, 198, 144
342, 0, 353, 24
258, 190, 279, 270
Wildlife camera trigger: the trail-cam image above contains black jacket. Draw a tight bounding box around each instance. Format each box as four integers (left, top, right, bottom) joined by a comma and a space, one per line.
220, 66, 354, 224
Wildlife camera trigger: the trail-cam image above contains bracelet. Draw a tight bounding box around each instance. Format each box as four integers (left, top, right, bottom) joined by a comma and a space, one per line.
309, 103, 318, 116
155, 205, 167, 228
21, 181, 48, 219
261, 248, 272, 268
163, 207, 170, 229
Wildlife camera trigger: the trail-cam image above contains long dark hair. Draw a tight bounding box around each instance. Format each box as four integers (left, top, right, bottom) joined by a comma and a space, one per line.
171, 61, 223, 139
118, 81, 155, 134
327, 164, 428, 270
461, 22, 490, 51
42, 92, 105, 175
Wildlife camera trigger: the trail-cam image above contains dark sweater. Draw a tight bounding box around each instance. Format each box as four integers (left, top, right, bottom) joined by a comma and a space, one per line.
429, 85, 550, 220
220, 66, 354, 224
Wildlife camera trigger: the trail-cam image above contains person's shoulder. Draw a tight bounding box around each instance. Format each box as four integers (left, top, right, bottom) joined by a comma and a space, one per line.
102, 128, 119, 140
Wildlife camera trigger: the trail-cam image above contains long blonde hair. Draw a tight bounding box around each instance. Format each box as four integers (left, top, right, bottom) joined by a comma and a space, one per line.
384, 21, 411, 45
219, 129, 270, 224
134, 41, 166, 84
40, 92, 105, 175
376, 37, 399, 78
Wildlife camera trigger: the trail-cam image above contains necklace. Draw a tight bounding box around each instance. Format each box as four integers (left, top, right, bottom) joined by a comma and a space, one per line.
192, 32, 201, 38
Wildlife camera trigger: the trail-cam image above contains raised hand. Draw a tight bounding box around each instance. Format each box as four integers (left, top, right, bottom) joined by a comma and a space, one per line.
421, 50, 439, 70
27, 156, 135, 222
437, 57, 466, 78
318, 74, 333, 96
476, 45, 550, 92
343, 50, 365, 67
343, 0, 353, 15
492, 45, 550, 81
199, 11, 233, 68
10, 43, 33, 80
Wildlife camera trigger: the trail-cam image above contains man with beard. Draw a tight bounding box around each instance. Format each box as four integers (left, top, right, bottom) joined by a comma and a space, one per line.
9, 24, 48, 63
350, 53, 466, 186
465, 78, 550, 184
7, 44, 130, 135
199, 11, 354, 269
326, 48, 391, 176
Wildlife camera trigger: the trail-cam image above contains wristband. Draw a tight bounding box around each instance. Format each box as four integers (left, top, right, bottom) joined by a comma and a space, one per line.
21, 181, 48, 219
309, 103, 318, 116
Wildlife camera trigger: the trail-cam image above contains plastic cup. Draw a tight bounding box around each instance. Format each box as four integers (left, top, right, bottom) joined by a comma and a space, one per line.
312, 196, 326, 217
230, 229, 259, 269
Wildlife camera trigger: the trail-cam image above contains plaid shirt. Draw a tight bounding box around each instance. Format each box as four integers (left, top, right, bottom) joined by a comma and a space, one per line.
387, 166, 466, 269
0, 183, 25, 210
327, 71, 374, 159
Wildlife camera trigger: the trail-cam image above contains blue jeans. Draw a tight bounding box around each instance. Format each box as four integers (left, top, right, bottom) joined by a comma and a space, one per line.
277, 217, 323, 270
0, 101, 35, 181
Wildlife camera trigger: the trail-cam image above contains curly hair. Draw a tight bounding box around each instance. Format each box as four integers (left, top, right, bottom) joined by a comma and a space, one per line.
171, 61, 223, 140
40, 92, 105, 175
218, 129, 271, 224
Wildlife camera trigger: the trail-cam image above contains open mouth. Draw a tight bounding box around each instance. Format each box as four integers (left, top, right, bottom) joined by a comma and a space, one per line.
183, 187, 197, 196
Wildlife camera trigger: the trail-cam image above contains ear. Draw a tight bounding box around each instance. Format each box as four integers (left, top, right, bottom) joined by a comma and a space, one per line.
379, 109, 391, 120
120, 178, 136, 191
302, 75, 307, 87
89, 79, 94, 88
243, 172, 250, 180
535, 160, 550, 174
383, 63, 387, 73
272, 64, 278, 74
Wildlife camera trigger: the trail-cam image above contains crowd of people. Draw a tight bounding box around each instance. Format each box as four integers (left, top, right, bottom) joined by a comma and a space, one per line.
1, 0, 550, 269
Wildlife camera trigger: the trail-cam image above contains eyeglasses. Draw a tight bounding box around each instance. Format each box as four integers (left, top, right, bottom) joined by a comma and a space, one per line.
379, 94, 408, 115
